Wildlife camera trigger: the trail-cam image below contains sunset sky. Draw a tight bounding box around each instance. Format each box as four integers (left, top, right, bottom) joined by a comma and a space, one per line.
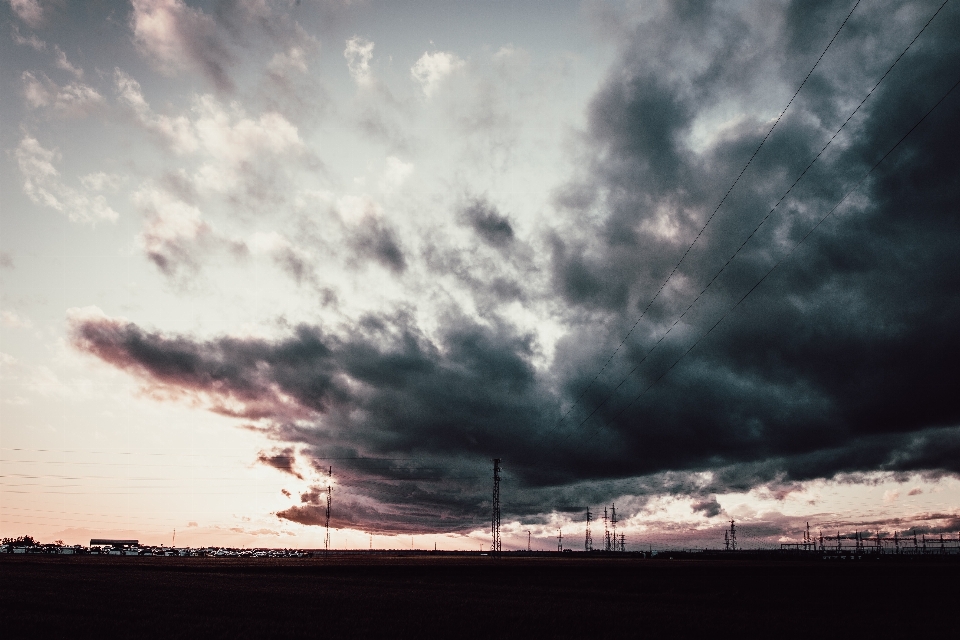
2, 0, 959, 551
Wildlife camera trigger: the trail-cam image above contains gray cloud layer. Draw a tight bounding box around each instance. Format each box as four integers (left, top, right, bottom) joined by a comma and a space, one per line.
70, 0, 960, 533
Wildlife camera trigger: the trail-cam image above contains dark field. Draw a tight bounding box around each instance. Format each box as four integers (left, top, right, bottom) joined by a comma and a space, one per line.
2, 554, 955, 638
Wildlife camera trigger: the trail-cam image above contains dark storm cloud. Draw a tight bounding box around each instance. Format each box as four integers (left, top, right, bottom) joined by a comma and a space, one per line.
71, 0, 960, 533
542, 0, 960, 489
257, 447, 302, 479
461, 197, 514, 248
70, 308, 561, 532
691, 496, 723, 518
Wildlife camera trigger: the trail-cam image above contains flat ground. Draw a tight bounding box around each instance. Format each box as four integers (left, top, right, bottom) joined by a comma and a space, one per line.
1, 554, 954, 638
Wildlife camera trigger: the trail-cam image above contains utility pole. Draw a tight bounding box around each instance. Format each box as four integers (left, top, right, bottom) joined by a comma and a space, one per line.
491, 459, 501, 557
619, 532, 625, 553
585, 507, 593, 552
324, 466, 332, 554
724, 529, 729, 551
729, 520, 737, 552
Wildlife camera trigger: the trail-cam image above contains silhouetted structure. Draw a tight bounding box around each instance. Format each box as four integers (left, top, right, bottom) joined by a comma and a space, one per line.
603, 507, 610, 552
491, 459, 501, 556
324, 467, 332, 553
585, 508, 592, 552
611, 504, 618, 551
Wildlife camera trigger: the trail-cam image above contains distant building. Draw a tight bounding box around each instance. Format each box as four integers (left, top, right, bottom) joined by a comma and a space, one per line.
90, 539, 138, 549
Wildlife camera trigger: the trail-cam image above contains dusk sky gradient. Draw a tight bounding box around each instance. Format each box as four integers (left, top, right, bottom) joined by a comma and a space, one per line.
2, 0, 959, 550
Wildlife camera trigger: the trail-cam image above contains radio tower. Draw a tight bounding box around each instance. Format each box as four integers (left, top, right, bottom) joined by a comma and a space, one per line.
324, 466, 332, 553
585, 507, 593, 551
557, 529, 563, 552
729, 519, 737, 551
491, 459, 501, 556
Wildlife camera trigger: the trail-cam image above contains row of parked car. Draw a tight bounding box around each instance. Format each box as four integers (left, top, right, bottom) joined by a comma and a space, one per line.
0, 544, 312, 557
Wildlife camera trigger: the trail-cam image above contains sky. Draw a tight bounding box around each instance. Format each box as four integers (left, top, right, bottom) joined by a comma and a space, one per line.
1, 0, 959, 551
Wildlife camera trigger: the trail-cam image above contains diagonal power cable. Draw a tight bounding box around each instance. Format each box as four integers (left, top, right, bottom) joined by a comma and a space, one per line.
591, 71, 960, 439
547, 0, 864, 433
550, 0, 952, 448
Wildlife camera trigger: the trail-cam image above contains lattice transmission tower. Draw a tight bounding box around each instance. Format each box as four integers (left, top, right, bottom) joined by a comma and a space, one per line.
585, 507, 593, 551
491, 458, 501, 556
611, 503, 618, 552
324, 466, 332, 553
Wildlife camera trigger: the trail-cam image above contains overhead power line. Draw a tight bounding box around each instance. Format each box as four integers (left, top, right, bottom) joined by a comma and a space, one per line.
546, 0, 864, 436
551, 0, 953, 449
593, 71, 960, 438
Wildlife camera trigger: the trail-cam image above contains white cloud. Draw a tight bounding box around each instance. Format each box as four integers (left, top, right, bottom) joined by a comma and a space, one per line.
193, 96, 302, 163
129, 0, 232, 91
130, 0, 200, 71
11, 25, 45, 50
344, 36, 374, 86
114, 69, 302, 178
7, 0, 44, 28
22, 71, 103, 116
269, 46, 308, 74
1, 310, 32, 329
410, 51, 464, 98
115, 69, 198, 154
191, 96, 304, 195
54, 45, 84, 79
382, 156, 413, 191
80, 172, 124, 193
15, 135, 119, 224
336, 194, 382, 225
133, 185, 209, 273
66, 305, 112, 324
